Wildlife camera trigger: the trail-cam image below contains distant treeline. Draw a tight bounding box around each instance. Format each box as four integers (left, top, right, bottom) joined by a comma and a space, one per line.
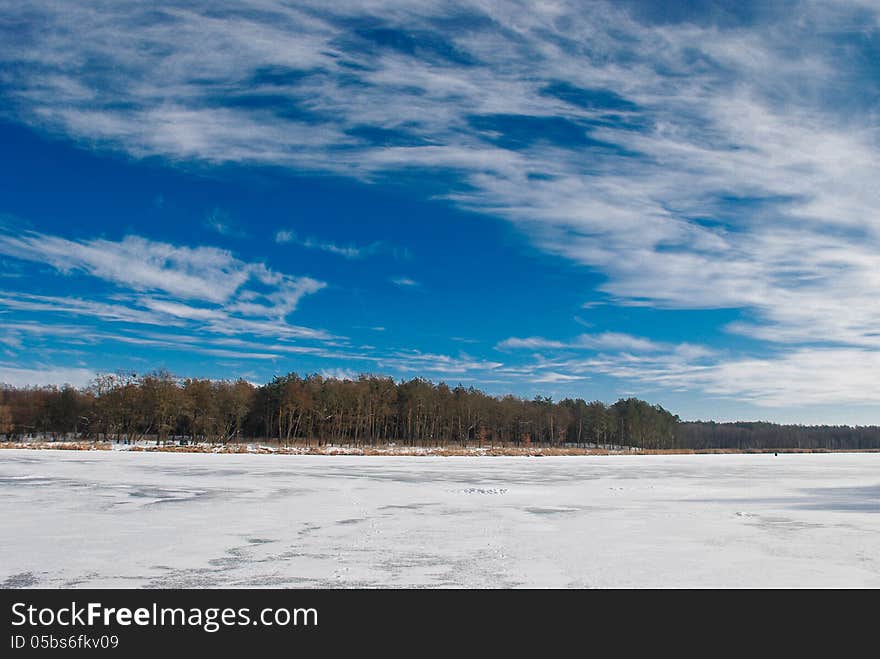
677, 421, 880, 451
0, 370, 878, 450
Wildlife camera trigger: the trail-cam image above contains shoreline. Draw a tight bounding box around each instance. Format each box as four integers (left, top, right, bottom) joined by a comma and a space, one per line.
3, 441, 879, 457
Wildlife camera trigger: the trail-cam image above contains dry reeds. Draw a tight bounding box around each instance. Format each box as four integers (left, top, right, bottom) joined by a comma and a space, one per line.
2, 441, 878, 456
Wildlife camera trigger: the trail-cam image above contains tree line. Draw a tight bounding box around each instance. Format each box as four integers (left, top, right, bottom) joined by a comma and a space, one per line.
676, 421, 880, 451
1, 370, 877, 449
0, 370, 677, 448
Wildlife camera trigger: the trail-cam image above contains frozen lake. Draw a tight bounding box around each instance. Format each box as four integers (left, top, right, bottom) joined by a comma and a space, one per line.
1, 449, 878, 588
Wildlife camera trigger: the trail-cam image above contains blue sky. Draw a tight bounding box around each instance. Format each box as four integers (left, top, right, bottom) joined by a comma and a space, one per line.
0, 1, 879, 423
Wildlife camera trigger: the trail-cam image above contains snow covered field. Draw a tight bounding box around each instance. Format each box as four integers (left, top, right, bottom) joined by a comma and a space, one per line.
1, 449, 878, 588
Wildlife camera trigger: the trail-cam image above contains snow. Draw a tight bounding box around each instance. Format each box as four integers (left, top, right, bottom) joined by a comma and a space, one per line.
0, 449, 878, 588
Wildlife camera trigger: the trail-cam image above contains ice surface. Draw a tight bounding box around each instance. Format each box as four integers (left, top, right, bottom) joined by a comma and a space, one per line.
1, 449, 878, 588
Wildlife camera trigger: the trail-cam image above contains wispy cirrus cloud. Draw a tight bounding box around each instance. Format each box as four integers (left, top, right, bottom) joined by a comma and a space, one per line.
0, 365, 95, 389
379, 349, 502, 376
390, 276, 419, 288
204, 207, 245, 237
0, 292, 184, 327
495, 336, 880, 408
0, 228, 332, 353
0, 229, 324, 315
319, 367, 360, 381
532, 372, 589, 384
555, 347, 880, 408
498, 333, 667, 353
275, 229, 385, 259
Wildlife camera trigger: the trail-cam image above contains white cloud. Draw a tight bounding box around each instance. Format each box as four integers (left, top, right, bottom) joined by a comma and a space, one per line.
0, 232, 248, 303
0, 365, 95, 389
504, 340, 880, 408
139, 299, 225, 321
532, 372, 588, 383
689, 349, 880, 407
579, 347, 880, 408
0, 229, 325, 316
390, 277, 419, 288
0, 228, 333, 359
381, 349, 502, 375
579, 333, 665, 352
498, 332, 665, 353
497, 337, 568, 351
319, 368, 359, 381
204, 207, 244, 237
275, 229, 383, 259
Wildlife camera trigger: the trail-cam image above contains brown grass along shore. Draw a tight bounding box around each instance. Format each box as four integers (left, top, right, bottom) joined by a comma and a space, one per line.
2, 441, 880, 456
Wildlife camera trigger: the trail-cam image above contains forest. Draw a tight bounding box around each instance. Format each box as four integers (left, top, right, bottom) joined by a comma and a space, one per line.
1, 370, 878, 450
